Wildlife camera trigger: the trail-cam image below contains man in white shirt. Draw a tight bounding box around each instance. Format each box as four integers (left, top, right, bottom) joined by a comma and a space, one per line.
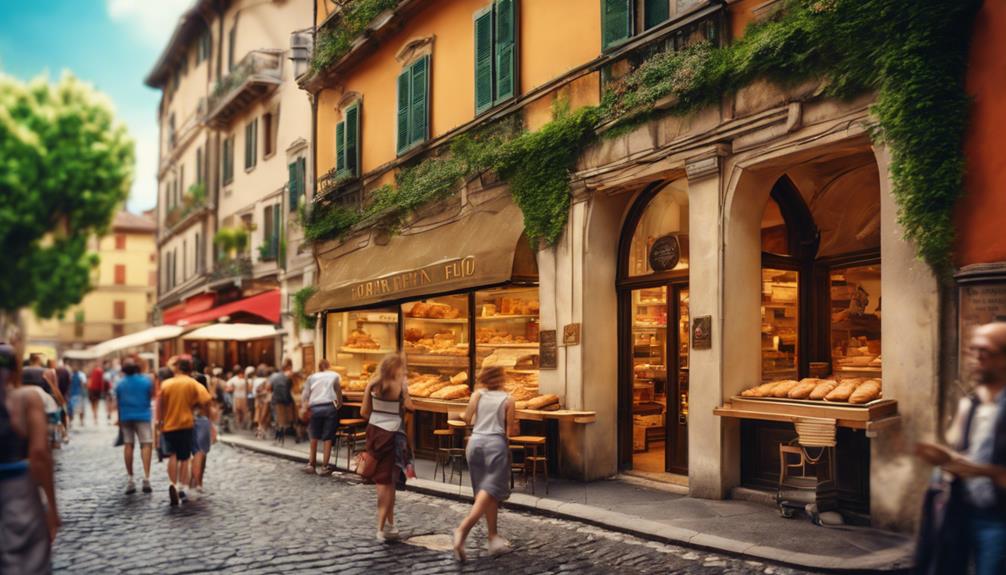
301, 359, 343, 475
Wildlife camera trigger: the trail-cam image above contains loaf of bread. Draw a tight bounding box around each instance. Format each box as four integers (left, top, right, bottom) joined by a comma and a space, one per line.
450, 371, 468, 385
825, 380, 858, 402
741, 382, 779, 398
526, 394, 560, 410
540, 403, 561, 411
430, 384, 470, 400
771, 380, 801, 398
809, 380, 838, 400
849, 379, 882, 404
515, 400, 529, 409
410, 302, 431, 317
787, 378, 820, 399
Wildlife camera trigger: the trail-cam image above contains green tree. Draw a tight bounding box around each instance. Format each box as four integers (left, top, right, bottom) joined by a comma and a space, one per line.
0, 73, 134, 333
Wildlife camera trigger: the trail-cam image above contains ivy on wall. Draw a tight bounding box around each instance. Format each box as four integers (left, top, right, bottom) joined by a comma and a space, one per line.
292, 285, 318, 331
312, 0, 400, 73
308, 0, 981, 272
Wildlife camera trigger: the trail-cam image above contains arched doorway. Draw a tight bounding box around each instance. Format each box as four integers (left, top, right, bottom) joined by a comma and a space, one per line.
617, 179, 690, 477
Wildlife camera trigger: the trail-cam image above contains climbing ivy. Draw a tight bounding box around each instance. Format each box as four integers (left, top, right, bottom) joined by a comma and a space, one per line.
292, 286, 318, 331
312, 0, 400, 73
307, 0, 981, 271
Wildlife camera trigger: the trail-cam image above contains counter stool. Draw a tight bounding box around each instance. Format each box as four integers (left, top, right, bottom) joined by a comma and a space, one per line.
336, 418, 367, 469
508, 444, 525, 489
511, 435, 548, 495
446, 420, 470, 486
433, 429, 456, 482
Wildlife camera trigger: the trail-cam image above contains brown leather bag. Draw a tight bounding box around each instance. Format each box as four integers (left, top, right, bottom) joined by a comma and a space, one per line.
354, 451, 377, 480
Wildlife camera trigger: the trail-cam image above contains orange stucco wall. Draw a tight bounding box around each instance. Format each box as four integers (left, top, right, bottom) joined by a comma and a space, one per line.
728, 0, 762, 40
316, 0, 607, 179
956, 0, 1006, 266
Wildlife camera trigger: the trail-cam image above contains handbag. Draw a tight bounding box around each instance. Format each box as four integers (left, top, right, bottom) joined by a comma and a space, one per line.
113, 426, 124, 447
354, 450, 378, 480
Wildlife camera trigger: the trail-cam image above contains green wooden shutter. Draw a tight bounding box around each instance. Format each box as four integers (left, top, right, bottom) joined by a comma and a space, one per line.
644, 0, 669, 30
495, 0, 516, 103
288, 161, 299, 210
297, 157, 306, 205
244, 123, 252, 168
602, 0, 631, 50
474, 8, 494, 114
272, 203, 281, 257
345, 104, 360, 176
396, 70, 411, 154
335, 120, 346, 173
410, 55, 429, 146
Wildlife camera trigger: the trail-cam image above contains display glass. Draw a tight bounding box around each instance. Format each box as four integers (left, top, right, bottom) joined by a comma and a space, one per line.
830, 264, 881, 378
627, 182, 689, 277
631, 286, 667, 470
327, 308, 399, 392
761, 268, 799, 382
475, 286, 541, 404
402, 295, 471, 401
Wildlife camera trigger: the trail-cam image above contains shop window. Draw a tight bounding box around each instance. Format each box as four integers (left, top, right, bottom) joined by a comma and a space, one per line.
327, 308, 399, 391
335, 103, 360, 177
626, 181, 689, 277
402, 294, 471, 392
830, 264, 881, 378
474, 285, 540, 385
396, 55, 430, 155
474, 0, 518, 115
761, 268, 798, 382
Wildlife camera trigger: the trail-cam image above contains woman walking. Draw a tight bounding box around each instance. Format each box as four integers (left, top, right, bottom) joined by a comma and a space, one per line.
360, 353, 414, 542
452, 366, 518, 560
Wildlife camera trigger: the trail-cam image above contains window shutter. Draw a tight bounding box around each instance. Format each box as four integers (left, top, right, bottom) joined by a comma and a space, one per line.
335, 120, 346, 173
272, 203, 281, 257
345, 104, 360, 176
288, 161, 299, 210
297, 158, 306, 204
410, 56, 429, 146
602, 0, 631, 50
474, 8, 494, 114
644, 0, 669, 30
495, 0, 517, 103
396, 70, 411, 154
245, 123, 252, 168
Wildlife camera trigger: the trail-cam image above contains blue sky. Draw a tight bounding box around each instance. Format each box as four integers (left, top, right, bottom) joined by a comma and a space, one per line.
0, 0, 191, 213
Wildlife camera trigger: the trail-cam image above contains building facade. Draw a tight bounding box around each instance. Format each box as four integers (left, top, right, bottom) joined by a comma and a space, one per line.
25, 211, 158, 359
146, 0, 315, 370
298, 0, 993, 533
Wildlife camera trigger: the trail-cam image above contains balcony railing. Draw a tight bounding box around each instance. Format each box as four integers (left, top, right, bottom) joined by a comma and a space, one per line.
163, 183, 208, 231
206, 50, 283, 128
208, 256, 253, 281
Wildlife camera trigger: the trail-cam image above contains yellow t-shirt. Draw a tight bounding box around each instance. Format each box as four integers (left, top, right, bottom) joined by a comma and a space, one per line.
160, 376, 212, 432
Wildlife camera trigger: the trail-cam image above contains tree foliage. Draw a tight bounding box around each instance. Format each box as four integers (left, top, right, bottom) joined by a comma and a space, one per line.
0, 73, 135, 318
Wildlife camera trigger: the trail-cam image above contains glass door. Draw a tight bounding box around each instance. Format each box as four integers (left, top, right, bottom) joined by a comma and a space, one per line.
666, 286, 689, 475
629, 286, 668, 474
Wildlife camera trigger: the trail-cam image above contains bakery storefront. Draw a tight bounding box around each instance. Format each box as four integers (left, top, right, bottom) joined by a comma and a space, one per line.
307, 192, 594, 462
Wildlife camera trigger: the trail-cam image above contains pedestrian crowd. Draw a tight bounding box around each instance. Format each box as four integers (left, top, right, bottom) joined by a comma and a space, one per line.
4, 323, 1006, 572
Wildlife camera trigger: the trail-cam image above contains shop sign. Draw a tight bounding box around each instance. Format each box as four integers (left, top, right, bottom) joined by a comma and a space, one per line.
349, 256, 476, 301
692, 315, 712, 349
959, 282, 1006, 367
649, 235, 681, 272
540, 330, 558, 369
563, 323, 581, 346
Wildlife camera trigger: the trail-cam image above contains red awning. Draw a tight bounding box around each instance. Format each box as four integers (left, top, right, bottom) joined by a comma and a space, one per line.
171, 290, 280, 326
163, 293, 217, 325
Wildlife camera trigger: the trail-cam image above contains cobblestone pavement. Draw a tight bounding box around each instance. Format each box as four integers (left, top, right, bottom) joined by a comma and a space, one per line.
53, 422, 825, 574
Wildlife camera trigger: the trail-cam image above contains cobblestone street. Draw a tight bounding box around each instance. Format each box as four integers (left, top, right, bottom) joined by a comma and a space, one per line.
51, 421, 824, 574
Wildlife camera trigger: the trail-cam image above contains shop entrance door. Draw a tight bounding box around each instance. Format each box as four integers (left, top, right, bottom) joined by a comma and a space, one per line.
622, 282, 689, 476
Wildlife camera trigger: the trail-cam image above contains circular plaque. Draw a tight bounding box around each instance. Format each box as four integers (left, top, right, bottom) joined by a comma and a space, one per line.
648, 235, 680, 271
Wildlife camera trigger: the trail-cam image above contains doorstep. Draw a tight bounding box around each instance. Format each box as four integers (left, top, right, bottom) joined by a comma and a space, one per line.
219, 432, 913, 573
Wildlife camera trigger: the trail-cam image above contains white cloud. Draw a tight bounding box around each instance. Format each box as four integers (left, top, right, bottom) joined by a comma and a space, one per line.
106, 0, 192, 48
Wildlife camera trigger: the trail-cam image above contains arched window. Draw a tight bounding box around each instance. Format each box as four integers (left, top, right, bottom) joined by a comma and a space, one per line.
620, 179, 690, 280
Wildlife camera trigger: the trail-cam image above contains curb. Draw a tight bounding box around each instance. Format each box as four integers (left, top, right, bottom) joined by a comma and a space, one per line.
219, 435, 913, 574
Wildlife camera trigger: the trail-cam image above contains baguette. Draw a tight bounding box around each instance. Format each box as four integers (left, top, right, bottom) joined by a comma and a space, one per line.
770, 380, 801, 398
526, 394, 560, 410
808, 380, 838, 400
825, 380, 857, 402
849, 380, 882, 404
515, 400, 529, 410
430, 384, 470, 400
787, 378, 820, 399
742, 382, 779, 398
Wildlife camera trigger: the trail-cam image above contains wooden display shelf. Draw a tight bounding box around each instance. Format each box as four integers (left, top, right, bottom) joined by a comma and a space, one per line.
342, 392, 596, 424
476, 314, 538, 321
405, 317, 468, 324
405, 354, 469, 368
474, 343, 538, 349
340, 347, 394, 355
714, 396, 899, 436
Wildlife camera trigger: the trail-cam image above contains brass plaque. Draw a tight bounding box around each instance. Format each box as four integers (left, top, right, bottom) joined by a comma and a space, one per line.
692, 315, 712, 350
540, 330, 558, 370
563, 323, 581, 346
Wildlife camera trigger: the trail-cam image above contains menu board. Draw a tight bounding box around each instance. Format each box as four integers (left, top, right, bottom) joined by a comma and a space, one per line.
960, 282, 1006, 366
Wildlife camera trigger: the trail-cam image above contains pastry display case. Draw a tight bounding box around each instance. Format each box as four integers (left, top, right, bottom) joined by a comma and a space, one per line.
631, 287, 667, 453
327, 308, 399, 392
402, 295, 471, 401
475, 287, 542, 406
830, 265, 881, 379
761, 268, 799, 382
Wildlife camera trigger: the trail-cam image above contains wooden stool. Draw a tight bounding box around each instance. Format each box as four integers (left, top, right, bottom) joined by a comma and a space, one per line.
446, 420, 469, 486
335, 418, 367, 469
511, 435, 548, 494
508, 444, 525, 489
433, 429, 455, 482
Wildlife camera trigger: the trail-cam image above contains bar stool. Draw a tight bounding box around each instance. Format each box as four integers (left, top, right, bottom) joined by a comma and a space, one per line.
510, 435, 548, 494
336, 418, 367, 469
446, 419, 469, 486
433, 429, 455, 482
508, 444, 525, 489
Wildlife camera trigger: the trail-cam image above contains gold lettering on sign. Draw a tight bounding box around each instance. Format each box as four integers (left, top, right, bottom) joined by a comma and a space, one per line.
348, 257, 477, 300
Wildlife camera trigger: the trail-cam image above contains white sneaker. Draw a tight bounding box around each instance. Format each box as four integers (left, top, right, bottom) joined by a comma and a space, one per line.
488, 536, 511, 556
376, 529, 385, 542
125, 478, 136, 494
381, 525, 400, 541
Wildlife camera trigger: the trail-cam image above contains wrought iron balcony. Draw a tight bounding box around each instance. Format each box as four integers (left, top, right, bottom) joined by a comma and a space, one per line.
206, 50, 283, 128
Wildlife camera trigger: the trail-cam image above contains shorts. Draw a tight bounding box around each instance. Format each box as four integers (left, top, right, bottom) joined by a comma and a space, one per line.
0, 473, 51, 574
69, 395, 84, 415
308, 404, 340, 441
120, 421, 153, 445
88, 389, 102, 402
192, 417, 212, 454
162, 428, 194, 461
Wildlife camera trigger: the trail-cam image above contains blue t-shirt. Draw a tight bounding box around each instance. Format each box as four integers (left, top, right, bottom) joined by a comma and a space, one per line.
115, 374, 153, 422
70, 371, 85, 397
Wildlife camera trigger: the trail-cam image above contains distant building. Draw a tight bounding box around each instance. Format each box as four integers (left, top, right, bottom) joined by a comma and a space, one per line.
24, 210, 158, 359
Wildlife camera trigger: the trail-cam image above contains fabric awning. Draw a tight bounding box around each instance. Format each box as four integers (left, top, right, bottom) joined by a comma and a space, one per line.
65, 325, 185, 360
307, 193, 534, 313
181, 323, 279, 342
172, 290, 281, 326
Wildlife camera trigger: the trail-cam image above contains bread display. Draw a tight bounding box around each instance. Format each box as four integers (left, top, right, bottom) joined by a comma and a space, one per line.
849, 379, 882, 404
476, 327, 532, 345
738, 376, 881, 405
344, 329, 381, 350
526, 394, 560, 410
787, 378, 820, 400
403, 328, 468, 356
430, 384, 471, 400
809, 380, 838, 400
771, 380, 801, 398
